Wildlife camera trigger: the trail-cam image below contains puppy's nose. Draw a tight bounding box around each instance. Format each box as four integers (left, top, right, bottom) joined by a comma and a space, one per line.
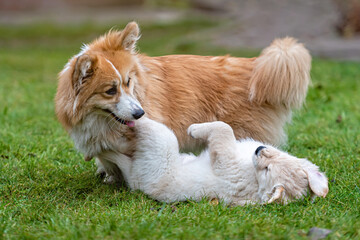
255, 146, 266, 156
132, 109, 145, 119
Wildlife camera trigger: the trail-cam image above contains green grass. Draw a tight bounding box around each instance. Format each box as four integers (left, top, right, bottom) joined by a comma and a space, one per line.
1, 19, 360, 239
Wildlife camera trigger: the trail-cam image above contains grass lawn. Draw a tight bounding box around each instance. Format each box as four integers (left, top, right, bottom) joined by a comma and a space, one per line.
0, 19, 359, 239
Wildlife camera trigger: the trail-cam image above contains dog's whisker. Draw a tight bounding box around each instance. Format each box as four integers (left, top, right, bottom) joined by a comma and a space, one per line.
105, 113, 125, 137
107, 114, 118, 132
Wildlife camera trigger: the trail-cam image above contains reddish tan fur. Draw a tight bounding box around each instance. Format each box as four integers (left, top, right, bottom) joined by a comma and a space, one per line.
55, 22, 311, 179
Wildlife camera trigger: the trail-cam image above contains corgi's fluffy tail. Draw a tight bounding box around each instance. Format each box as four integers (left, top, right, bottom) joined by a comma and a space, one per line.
249, 37, 311, 109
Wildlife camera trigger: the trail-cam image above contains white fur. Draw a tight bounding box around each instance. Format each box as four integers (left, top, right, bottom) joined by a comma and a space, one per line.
72, 96, 78, 114
105, 58, 122, 82
106, 118, 328, 205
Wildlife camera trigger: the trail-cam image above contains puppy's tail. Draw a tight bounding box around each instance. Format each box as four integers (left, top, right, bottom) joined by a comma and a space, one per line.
249, 37, 311, 109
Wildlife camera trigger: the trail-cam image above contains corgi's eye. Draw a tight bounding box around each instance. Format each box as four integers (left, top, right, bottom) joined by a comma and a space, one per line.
105, 86, 117, 95
127, 77, 131, 87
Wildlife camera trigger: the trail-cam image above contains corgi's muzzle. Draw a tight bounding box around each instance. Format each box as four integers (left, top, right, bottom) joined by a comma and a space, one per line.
103, 107, 144, 127
130, 101, 145, 119
103, 94, 145, 127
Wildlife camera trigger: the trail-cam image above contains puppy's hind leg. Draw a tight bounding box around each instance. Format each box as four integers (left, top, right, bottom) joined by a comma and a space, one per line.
187, 122, 238, 173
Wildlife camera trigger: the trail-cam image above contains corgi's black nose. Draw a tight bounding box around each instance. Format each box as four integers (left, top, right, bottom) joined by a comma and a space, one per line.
132, 109, 145, 119
255, 146, 266, 156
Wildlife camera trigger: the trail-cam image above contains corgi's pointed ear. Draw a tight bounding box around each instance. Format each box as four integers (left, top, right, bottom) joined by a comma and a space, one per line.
72, 54, 98, 94
119, 21, 140, 52
305, 167, 329, 197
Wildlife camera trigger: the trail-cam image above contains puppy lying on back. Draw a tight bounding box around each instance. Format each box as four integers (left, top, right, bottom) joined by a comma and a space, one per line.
102, 118, 328, 205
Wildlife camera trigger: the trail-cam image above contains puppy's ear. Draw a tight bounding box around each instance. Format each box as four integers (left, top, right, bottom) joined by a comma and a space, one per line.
305, 167, 329, 197
119, 21, 140, 52
72, 54, 97, 95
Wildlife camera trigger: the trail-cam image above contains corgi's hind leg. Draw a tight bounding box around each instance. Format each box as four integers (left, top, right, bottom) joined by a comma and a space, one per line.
187, 122, 238, 173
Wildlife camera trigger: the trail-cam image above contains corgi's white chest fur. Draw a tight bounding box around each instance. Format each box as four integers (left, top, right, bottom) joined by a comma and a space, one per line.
70, 114, 133, 159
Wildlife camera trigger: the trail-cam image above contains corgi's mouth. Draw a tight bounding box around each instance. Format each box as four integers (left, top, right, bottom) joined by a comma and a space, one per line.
103, 109, 135, 127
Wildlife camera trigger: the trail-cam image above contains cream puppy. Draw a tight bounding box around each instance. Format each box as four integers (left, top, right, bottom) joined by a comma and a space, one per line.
101, 118, 328, 205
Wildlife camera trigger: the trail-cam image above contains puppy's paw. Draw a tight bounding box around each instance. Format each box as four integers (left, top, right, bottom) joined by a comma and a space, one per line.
267, 185, 285, 204
259, 147, 279, 159
187, 123, 210, 140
